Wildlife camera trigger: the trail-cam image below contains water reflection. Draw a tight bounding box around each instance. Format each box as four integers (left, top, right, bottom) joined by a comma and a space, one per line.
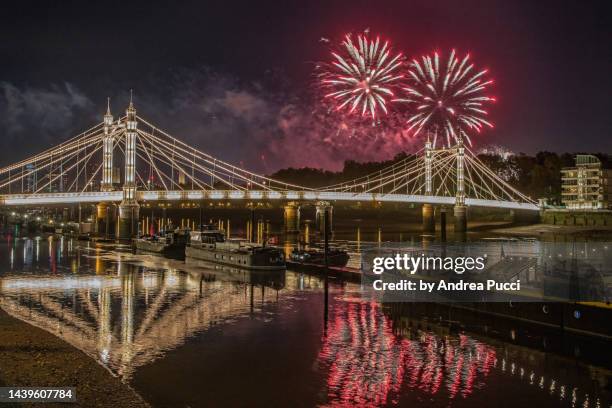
319, 297, 609, 407
320, 299, 497, 406
0, 261, 288, 379
0, 236, 610, 407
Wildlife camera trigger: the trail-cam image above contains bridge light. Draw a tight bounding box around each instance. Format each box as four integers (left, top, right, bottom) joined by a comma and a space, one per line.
187, 192, 203, 200
229, 191, 245, 199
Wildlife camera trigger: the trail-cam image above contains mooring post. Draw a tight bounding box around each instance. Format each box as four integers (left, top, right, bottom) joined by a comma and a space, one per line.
324, 207, 329, 268
250, 206, 255, 242
440, 207, 447, 241
199, 205, 203, 231
323, 206, 329, 330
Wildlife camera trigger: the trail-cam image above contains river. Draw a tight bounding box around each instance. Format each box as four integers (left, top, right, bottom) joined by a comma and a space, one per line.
0, 230, 610, 407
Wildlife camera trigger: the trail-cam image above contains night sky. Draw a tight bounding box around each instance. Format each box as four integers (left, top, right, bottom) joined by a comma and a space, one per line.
1, 0, 610, 172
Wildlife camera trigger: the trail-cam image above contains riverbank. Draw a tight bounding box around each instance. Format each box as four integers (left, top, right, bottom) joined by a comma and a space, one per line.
490, 223, 612, 237
0, 308, 149, 408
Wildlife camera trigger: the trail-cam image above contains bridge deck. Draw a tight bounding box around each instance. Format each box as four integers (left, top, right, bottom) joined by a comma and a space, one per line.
0, 190, 540, 211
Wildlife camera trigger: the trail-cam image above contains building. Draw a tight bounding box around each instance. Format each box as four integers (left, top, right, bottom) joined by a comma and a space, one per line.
561, 155, 612, 210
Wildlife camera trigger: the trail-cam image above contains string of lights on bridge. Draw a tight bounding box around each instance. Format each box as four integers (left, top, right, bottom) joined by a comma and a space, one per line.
0, 100, 538, 212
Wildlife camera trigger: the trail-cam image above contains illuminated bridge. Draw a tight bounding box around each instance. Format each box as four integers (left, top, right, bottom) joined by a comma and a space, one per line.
0, 99, 538, 238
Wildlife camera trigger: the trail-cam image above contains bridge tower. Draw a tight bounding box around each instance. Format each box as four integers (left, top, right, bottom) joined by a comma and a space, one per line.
454, 139, 468, 232
101, 98, 114, 192
422, 136, 435, 233
118, 94, 140, 239
96, 99, 117, 237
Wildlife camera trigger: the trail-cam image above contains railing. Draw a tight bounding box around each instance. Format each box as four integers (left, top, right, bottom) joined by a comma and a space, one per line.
0, 189, 540, 211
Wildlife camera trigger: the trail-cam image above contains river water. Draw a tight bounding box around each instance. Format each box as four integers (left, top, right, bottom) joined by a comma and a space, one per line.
0, 233, 610, 407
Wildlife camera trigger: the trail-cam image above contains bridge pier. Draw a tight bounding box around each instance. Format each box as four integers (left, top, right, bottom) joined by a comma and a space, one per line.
422, 204, 435, 233
454, 205, 467, 233
118, 203, 140, 240
283, 202, 300, 233
96, 202, 116, 238
315, 201, 333, 235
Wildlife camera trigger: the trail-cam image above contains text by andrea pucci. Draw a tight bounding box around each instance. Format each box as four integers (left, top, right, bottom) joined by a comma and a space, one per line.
366, 253, 521, 296
360, 241, 612, 303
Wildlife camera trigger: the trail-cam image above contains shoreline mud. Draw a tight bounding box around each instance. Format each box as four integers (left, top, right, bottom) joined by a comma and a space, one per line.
490, 223, 612, 237
0, 308, 149, 408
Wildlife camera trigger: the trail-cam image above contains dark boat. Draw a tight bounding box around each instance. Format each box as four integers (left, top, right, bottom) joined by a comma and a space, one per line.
186, 226, 285, 270
289, 248, 350, 267
133, 230, 189, 257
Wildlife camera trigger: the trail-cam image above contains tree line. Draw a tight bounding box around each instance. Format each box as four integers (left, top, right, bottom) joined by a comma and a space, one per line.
269, 152, 611, 205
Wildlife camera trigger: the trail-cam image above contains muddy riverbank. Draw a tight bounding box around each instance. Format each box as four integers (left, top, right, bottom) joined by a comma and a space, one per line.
490, 223, 612, 237
0, 309, 149, 408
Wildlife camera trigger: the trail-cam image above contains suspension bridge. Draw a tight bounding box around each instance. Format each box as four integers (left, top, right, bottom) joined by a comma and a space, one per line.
0, 99, 539, 238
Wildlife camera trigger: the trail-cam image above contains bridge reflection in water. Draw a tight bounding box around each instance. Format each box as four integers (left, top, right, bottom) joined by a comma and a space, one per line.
0, 258, 292, 379
0, 237, 609, 407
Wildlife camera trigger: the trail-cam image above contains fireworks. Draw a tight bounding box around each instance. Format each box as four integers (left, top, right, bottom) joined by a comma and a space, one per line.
320, 33, 405, 119
317, 34, 497, 148
395, 50, 495, 147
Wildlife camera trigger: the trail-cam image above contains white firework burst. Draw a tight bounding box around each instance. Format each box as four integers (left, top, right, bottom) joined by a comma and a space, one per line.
395, 50, 495, 147
321, 33, 405, 119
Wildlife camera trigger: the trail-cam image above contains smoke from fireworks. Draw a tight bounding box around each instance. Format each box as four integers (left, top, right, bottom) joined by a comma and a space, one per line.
395, 50, 495, 147
319, 33, 405, 120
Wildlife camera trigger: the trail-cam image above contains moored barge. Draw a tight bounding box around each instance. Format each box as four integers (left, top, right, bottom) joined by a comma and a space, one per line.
186, 227, 285, 270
